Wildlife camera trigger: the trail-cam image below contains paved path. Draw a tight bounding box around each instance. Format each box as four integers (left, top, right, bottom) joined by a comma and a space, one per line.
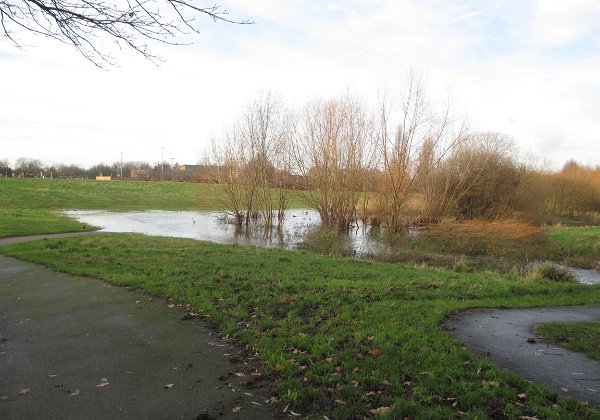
444, 306, 600, 405
0, 234, 277, 419
0, 231, 103, 247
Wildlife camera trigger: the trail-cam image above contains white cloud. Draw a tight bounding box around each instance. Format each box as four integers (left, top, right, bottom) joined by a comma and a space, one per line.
531, 0, 600, 45
0, 0, 599, 169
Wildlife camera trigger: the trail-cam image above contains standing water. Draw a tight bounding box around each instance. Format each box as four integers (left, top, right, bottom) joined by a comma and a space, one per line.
65, 209, 384, 255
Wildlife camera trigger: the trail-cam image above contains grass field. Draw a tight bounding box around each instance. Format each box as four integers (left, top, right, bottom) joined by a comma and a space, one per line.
2, 234, 599, 418
536, 322, 600, 361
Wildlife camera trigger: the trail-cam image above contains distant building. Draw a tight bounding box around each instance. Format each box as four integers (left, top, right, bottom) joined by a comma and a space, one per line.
176, 164, 201, 172
176, 164, 220, 183
96, 176, 112, 181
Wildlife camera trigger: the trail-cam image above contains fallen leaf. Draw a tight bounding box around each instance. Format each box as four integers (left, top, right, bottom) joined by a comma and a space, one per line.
517, 393, 527, 399
368, 348, 381, 357
95, 378, 109, 388
164, 383, 174, 389
232, 406, 241, 413
481, 380, 500, 388
17, 388, 31, 395
370, 406, 391, 415
274, 363, 285, 372
265, 396, 279, 405
70, 390, 80, 396
380, 379, 392, 386
234, 372, 245, 377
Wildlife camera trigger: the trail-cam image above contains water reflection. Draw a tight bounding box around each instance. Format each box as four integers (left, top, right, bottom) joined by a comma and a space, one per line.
65, 209, 383, 255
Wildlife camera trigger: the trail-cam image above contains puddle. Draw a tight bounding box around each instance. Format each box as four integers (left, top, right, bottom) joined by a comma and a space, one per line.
528, 261, 600, 285
569, 267, 600, 285
65, 209, 385, 256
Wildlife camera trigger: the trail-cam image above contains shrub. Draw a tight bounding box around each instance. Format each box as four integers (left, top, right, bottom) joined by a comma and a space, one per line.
530, 263, 576, 282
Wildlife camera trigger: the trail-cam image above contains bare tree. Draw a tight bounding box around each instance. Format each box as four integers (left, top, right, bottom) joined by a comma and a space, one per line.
452, 132, 521, 220
1, 1, 251, 66
212, 93, 290, 228
374, 74, 461, 232
14, 157, 44, 177
293, 95, 373, 231
213, 128, 250, 225
417, 134, 476, 224
0, 158, 11, 177
238, 92, 288, 229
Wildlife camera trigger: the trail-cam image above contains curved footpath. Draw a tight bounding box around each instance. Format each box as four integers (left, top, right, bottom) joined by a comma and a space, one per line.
444, 306, 600, 405
0, 233, 277, 419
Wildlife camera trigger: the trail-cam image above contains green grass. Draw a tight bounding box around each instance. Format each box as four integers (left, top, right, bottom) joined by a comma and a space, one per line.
0, 209, 96, 238
536, 322, 600, 361
546, 226, 600, 268
2, 234, 599, 419
0, 178, 307, 238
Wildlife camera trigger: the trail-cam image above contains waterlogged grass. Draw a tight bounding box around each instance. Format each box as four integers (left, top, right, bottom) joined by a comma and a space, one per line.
299, 222, 600, 273
0, 178, 307, 237
546, 226, 600, 268
2, 234, 600, 418
536, 322, 600, 361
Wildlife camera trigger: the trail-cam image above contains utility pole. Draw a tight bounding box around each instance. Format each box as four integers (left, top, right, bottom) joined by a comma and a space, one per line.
161, 147, 165, 179
120, 152, 123, 179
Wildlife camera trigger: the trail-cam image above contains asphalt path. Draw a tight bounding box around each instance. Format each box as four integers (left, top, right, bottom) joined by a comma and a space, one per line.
444, 306, 600, 405
0, 233, 277, 419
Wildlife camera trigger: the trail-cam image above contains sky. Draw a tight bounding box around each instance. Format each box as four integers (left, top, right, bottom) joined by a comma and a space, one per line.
1, 0, 599, 169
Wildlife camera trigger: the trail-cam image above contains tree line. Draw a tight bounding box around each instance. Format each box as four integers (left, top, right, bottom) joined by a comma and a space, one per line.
0, 157, 192, 181
210, 81, 600, 230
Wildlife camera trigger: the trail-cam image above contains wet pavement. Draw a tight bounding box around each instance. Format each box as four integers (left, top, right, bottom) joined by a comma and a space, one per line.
445, 306, 600, 405
0, 254, 277, 419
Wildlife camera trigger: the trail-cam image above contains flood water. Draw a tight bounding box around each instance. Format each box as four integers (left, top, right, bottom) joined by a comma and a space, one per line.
65, 209, 600, 285
65, 209, 384, 256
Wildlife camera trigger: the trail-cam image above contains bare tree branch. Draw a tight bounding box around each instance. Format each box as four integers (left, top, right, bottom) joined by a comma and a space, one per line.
0, 0, 253, 66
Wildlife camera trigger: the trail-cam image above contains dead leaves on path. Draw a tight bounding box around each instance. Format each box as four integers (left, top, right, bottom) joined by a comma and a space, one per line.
95, 378, 110, 388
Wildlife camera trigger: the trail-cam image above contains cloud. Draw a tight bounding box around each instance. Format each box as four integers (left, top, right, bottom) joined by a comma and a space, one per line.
1, 0, 599, 168
531, 0, 600, 46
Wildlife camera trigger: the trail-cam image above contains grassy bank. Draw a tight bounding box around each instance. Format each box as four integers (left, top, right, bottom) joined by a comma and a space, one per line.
2, 234, 599, 418
0, 178, 305, 237
536, 322, 600, 361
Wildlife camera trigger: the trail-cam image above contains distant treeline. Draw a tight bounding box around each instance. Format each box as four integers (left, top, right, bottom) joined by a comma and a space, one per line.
0, 157, 209, 182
